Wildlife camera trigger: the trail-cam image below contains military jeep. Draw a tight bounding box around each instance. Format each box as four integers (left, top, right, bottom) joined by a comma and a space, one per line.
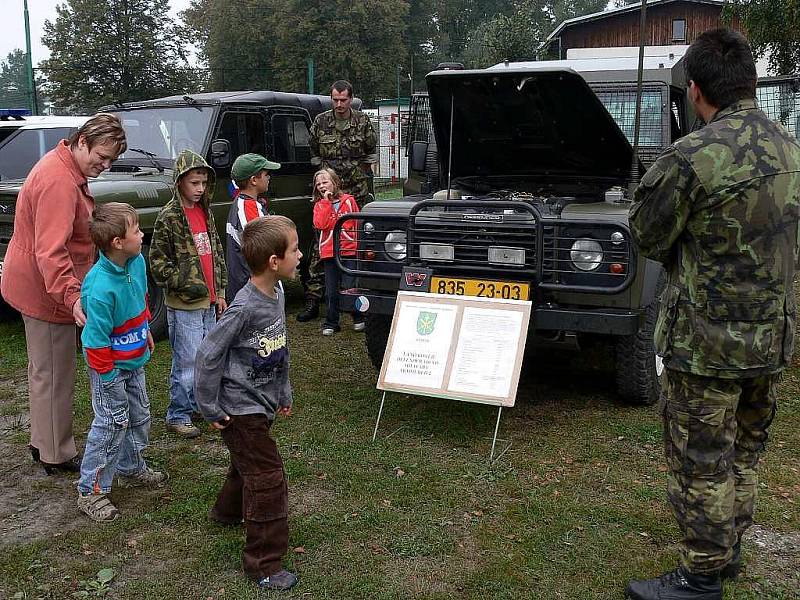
337, 65, 673, 405
0, 90, 358, 337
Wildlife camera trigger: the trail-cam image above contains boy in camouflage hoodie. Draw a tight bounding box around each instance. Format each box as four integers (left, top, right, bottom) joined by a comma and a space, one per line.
150, 150, 227, 438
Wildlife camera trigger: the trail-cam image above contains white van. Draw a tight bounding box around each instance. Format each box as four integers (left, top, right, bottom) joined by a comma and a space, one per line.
0, 116, 89, 181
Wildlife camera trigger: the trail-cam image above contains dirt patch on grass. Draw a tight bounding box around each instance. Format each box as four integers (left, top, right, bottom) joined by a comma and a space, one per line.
290, 485, 335, 516
739, 525, 800, 595
0, 435, 83, 548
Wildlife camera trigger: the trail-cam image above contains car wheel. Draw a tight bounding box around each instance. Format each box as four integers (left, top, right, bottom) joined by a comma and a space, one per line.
143, 245, 167, 341
364, 313, 391, 371
614, 274, 665, 406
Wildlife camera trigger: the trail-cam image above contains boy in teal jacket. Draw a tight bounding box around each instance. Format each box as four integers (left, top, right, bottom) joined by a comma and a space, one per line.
77, 203, 167, 522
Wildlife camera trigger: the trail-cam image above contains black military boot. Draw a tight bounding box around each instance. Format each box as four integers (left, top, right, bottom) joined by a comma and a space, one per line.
626, 566, 722, 600
296, 298, 319, 322
720, 541, 741, 580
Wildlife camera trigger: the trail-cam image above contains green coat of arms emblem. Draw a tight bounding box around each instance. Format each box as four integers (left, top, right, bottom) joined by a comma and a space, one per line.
417, 311, 437, 335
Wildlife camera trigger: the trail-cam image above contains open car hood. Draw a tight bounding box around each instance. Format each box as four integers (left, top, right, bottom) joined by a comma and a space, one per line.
426, 67, 638, 185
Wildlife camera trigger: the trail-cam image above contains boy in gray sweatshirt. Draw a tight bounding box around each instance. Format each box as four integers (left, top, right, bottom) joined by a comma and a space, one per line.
195, 215, 302, 591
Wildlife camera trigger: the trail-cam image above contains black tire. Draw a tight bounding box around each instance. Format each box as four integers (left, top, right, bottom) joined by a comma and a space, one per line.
364, 313, 392, 370
614, 276, 665, 406
143, 245, 168, 341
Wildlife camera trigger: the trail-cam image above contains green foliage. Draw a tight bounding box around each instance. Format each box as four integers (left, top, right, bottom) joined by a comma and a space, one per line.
0, 50, 31, 109
40, 0, 202, 111
724, 0, 800, 76
71, 568, 116, 597
463, 0, 608, 67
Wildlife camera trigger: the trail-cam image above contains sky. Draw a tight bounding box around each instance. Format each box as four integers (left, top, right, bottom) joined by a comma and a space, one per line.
2, 0, 194, 67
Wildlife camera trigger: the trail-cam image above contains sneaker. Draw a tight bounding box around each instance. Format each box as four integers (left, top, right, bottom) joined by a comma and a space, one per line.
296, 299, 319, 322
166, 422, 201, 438
626, 566, 721, 600
353, 321, 366, 332
321, 325, 340, 336
257, 570, 298, 591
116, 467, 169, 489
77, 493, 119, 522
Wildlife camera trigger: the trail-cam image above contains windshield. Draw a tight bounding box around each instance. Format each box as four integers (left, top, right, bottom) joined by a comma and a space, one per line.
0, 127, 75, 180
112, 106, 215, 159
594, 89, 663, 147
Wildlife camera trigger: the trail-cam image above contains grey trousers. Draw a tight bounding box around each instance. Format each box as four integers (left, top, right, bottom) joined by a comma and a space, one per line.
22, 315, 78, 464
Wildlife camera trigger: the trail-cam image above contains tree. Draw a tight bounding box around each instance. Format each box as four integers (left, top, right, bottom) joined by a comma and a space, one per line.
182, 0, 282, 91
463, 0, 607, 67
724, 1, 800, 75
40, 0, 200, 111
270, 0, 410, 103
0, 50, 31, 109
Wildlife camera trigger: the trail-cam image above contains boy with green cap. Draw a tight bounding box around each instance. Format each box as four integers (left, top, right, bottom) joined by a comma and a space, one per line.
149, 149, 227, 438
225, 153, 282, 303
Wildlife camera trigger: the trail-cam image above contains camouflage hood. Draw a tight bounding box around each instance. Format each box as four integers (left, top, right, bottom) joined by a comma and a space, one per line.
173, 149, 216, 208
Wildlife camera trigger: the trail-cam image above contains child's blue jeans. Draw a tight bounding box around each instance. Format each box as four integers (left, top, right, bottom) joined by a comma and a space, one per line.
166, 306, 216, 424
77, 368, 151, 494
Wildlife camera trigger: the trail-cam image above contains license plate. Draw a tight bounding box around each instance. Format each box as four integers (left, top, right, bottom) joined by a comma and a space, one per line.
430, 277, 529, 300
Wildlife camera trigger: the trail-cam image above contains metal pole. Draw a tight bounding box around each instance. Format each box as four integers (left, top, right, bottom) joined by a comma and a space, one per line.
629, 0, 648, 196
372, 391, 387, 442
397, 66, 402, 182
489, 406, 503, 462
23, 0, 38, 114
307, 58, 315, 95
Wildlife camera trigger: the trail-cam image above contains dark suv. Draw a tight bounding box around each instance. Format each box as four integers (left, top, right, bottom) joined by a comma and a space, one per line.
0, 90, 358, 337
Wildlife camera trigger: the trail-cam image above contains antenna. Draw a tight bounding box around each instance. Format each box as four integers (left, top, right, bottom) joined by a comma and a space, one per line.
446, 93, 454, 201
629, 0, 648, 198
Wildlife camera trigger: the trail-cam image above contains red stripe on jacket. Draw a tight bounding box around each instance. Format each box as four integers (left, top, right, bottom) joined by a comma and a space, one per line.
313, 194, 359, 259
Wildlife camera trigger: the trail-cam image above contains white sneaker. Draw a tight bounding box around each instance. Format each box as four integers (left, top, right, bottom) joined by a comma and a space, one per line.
353, 321, 366, 332
321, 327, 336, 336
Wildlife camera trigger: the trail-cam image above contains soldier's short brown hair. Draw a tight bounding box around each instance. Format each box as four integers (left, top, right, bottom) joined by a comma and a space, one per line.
69, 113, 127, 155
242, 215, 296, 275
685, 28, 757, 109
90, 202, 138, 251
331, 80, 353, 98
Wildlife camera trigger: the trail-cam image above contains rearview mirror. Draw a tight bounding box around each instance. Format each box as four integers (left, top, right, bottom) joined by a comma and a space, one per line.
209, 139, 231, 169
409, 141, 428, 172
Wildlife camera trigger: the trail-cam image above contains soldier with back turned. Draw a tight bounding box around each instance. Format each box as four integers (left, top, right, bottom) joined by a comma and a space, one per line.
626, 28, 800, 600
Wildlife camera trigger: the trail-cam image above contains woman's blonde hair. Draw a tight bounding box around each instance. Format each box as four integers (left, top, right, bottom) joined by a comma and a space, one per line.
312, 168, 342, 201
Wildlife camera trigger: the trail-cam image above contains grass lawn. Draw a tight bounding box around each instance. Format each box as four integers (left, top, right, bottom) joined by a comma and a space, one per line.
0, 279, 798, 599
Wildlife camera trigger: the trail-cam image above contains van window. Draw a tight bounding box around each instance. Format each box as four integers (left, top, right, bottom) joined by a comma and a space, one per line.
270, 114, 311, 163
0, 127, 74, 180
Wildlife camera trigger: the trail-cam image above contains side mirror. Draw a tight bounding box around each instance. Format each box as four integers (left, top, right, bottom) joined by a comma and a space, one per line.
209, 139, 231, 169
409, 141, 428, 172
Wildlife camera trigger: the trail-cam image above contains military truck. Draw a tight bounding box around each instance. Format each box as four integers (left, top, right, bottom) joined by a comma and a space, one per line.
0, 90, 360, 337
338, 52, 800, 406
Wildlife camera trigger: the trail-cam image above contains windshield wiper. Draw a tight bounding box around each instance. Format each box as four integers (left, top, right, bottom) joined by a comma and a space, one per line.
127, 148, 164, 173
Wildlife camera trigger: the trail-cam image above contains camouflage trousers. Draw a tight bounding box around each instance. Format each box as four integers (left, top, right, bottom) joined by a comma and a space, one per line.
301, 239, 323, 302
662, 369, 779, 575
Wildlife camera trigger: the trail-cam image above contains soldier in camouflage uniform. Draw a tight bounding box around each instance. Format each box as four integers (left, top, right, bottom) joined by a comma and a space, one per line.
626, 29, 800, 600
296, 79, 378, 322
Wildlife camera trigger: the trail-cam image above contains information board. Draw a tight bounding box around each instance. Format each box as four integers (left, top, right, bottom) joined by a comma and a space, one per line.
377, 291, 532, 407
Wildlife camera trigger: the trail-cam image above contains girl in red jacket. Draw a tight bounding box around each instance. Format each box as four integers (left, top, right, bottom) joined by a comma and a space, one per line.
312, 168, 364, 336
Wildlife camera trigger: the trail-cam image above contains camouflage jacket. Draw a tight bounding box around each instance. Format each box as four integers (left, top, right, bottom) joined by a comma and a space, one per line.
309, 108, 377, 203
630, 99, 800, 378
149, 150, 227, 310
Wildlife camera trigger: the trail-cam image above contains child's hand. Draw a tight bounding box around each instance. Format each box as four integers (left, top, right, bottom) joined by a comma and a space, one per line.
211, 415, 231, 430
277, 406, 293, 417
147, 331, 155, 352
216, 298, 228, 316
323, 191, 333, 201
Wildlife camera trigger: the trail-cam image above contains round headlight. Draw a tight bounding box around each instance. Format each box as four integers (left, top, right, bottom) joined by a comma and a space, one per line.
363, 222, 375, 235
570, 239, 603, 271
384, 231, 407, 261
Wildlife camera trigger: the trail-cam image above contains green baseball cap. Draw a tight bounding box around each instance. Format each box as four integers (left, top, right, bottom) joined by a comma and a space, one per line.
231, 153, 281, 181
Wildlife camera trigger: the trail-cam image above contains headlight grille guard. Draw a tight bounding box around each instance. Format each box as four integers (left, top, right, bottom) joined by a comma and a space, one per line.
333, 199, 638, 294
